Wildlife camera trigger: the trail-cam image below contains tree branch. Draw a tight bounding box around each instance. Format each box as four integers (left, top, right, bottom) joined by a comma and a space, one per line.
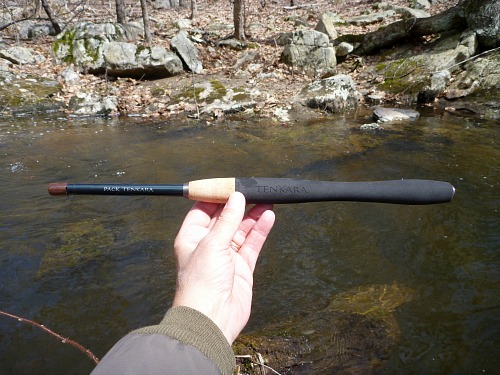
0, 310, 99, 365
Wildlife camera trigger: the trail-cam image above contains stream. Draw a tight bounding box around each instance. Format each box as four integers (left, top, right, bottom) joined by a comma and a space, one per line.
0, 110, 498, 374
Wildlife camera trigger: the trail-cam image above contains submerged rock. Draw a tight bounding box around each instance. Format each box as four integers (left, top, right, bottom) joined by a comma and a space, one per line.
373, 107, 420, 122
234, 283, 414, 375
39, 219, 114, 275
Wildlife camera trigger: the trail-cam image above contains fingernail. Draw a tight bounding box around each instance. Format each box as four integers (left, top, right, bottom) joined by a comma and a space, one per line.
226, 192, 244, 209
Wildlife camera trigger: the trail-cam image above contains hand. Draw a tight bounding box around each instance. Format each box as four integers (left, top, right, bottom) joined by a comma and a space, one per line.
172, 192, 275, 344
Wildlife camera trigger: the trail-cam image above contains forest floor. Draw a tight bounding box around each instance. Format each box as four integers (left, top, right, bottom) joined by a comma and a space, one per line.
2, 0, 459, 119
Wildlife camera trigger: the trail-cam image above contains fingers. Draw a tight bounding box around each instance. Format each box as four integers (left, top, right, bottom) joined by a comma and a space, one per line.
238, 209, 275, 272
178, 201, 222, 235
231, 204, 274, 249
206, 192, 246, 249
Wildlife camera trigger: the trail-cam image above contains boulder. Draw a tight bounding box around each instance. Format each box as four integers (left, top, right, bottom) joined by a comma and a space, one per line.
0, 46, 45, 65
68, 92, 118, 115
375, 30, 479, 102
335, 42, 354, 57
53, 22, 142, 69
376, 2, 431, 19
60, 66, 81, 86
464, 0, 500, 49
413, 0, 431, 9
417, 69, 450, 103
279, 30, 336, 77
347, 10, 396, 26
53, 22, 182, 79
103, 42, 183, 79
297, 74, 362, 113
171, 30, 203, 73
315, 12, 338, 39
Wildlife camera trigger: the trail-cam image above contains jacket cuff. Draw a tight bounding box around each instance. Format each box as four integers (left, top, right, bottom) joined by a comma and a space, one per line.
132, 306, 235, 375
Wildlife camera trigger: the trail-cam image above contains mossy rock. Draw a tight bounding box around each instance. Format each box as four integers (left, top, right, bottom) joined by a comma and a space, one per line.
0, 75, 62, 115
38, 219, 114, 275
234, 283, 413, 374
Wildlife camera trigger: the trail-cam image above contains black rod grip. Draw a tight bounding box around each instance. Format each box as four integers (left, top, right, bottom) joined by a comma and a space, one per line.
235, 178, 455, 205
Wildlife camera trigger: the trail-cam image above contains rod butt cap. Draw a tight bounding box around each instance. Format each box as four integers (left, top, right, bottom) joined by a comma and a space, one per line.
48, 183, 68, 195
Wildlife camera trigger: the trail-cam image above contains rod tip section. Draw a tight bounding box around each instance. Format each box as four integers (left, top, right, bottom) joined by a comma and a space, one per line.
48, 183, 68, 196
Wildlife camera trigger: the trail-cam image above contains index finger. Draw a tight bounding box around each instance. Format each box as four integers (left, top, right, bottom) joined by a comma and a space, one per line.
178, 201, 222, 235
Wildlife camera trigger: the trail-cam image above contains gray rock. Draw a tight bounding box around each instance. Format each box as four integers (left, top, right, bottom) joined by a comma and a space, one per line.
413, 0, 431, 10
347, 10, 396, 26
297, 74, 362, 113
279, 30, 336, 77
417, 69, 450, 103
448, 49, 500, 98
376, 30, 479, 102
68, 92, 118, 115
376, 2, 430, 19
60, 66, 81, 85
366, 93, 385, 104
53, 22, 144, 71
373, 107, 420, 122
171, 30, 203, 73
218, 38, 248, 50
103, 42, 184, 79
335, 42, 354, 57
360, 123, 384, 131
315, 12, 338, 39
53, 22, 181, 79
173, 18, 192, 30
27, 22, 56, 39
0, 46, 45, 65
464, 0, 500, 49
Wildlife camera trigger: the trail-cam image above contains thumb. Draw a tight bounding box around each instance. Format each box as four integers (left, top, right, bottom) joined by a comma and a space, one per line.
208, 192, 246, 248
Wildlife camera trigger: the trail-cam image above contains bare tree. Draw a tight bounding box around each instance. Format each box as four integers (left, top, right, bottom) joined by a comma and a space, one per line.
115, 0, 126, 24
233, 0, 245, 40
140, 0, 152, 44
190, 0, 197, 20
40, 0, 61, 34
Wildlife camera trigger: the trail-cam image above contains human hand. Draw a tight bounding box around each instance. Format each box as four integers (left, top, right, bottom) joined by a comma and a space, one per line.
172, 192, 275, 344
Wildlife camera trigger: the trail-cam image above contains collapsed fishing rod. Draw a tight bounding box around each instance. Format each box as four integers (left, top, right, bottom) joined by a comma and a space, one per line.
48, 177, 455, 205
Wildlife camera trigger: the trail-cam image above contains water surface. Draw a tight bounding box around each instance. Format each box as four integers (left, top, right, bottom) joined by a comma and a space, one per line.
0, 111, 498, 374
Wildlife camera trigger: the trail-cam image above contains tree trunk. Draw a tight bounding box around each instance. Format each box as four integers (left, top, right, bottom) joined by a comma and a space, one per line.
233, 0, 245, 40
140, 0, 152, 44
115, 0, 126, 24
351, 2, 468, 55
190, 0, 197, 20
40, 0, 61, 34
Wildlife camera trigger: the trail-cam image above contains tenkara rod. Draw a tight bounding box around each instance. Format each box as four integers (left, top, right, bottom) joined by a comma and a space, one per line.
49, 178, 455, 205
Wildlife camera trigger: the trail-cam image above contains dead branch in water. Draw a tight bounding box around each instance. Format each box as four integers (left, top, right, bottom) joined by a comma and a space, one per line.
0, 310, 99, 364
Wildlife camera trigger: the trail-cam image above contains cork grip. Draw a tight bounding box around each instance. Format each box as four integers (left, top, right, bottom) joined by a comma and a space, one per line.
187, 178, 236, 203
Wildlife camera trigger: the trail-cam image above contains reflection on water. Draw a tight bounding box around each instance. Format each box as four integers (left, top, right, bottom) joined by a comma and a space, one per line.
0, 111, 498, 373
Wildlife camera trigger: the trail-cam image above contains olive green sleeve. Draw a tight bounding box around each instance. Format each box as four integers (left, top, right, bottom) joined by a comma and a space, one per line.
132, 306, 236, 375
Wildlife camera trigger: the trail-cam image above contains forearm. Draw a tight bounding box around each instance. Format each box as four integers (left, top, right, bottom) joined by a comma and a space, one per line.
91, 306, 236, 375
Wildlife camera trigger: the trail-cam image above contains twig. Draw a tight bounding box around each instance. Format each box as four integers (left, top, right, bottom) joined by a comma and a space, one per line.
432, 46, 500, 73
235, 354, 283, 375
0, 310, 99, 364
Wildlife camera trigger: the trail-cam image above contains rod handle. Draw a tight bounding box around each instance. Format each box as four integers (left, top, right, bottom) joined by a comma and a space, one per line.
235, 178, 455, 205
186, 178, 236, 203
